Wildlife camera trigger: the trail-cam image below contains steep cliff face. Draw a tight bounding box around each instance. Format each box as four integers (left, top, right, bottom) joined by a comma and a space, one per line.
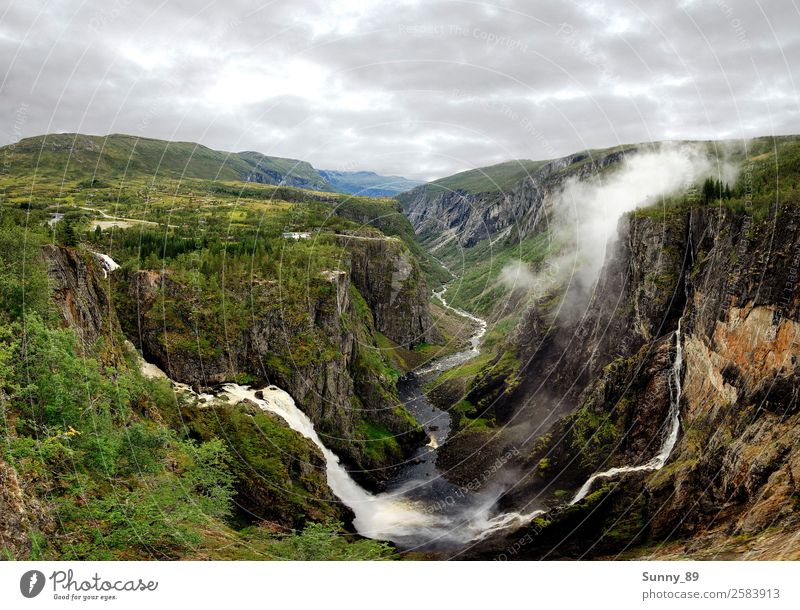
434, 207, 687, 487
0, 459, 51, 559
398, 148, 631, 249
113, 238, 430, 484
471, 202, 800, 558
338, 234, 441, 347
41, 244, 125, 364
39, 245, 345, 530
645, 205, 800, 545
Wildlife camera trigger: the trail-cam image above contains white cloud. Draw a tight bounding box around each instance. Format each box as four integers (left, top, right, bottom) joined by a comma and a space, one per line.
0, 0, 798, 178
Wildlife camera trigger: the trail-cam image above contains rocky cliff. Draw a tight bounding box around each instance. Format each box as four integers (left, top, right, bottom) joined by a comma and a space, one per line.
398, 148, 632, 249
39, 245, 346, 530
113, 236, 432, 485
164, 398, 345, 527
337, 233, 441, 348
467, 202, 800, 558
0, 459, 52, 559
42, 244, 125, 364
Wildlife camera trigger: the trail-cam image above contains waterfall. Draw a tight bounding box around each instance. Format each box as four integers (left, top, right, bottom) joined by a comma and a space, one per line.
195, 383, 540, 547
130, 250, 549, 548
131, 257, 686, 545
219, 384, 445, 543
653, 316, 684, 467
136, 307, 535, 548
470, 509, 546, 542
90, 251, 120, 278
570, 319, 684, 504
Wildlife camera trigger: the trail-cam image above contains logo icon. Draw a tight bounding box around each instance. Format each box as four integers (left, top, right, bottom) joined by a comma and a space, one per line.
20, 570, 46, 598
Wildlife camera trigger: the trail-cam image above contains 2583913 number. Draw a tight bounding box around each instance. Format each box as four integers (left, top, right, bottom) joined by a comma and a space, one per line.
730, 588, 781, 599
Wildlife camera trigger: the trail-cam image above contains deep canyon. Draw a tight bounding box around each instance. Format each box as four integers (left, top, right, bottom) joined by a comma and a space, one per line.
1, 133, 799, 560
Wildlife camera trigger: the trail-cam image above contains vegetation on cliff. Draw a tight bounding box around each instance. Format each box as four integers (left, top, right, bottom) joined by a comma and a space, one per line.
0, 136, 444, 559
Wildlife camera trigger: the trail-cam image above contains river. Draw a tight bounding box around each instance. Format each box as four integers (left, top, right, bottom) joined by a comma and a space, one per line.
138, 276, 539, 551
122, 247, 684, 551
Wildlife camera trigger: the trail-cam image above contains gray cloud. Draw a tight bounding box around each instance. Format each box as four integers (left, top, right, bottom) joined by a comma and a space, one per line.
1, 0, 798, 180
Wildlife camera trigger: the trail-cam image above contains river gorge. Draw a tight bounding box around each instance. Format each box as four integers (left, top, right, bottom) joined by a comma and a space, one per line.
137, 269, 542, 551
10, 131, 797, 562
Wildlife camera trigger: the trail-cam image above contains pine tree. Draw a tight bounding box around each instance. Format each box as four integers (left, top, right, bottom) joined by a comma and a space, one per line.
702, 177, 714, 204
63, 221, 77, 247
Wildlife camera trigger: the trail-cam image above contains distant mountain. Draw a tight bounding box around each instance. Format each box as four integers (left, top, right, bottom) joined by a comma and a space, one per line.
319, 170, 422, 197
2, 133, 334, 191
1, 133, 429, 196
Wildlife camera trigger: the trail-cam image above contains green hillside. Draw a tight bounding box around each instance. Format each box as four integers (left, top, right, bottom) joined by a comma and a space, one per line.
2, 133, 333, 190
427, 159, 549, 194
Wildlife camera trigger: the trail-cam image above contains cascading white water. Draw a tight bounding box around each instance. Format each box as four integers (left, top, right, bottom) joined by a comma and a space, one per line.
90, 251, 120, 278
433, 287, 488, 347
136, 292, 533, 547
570, 319, 684, 504
132, 250, 684, 544
219, 383, 447, 543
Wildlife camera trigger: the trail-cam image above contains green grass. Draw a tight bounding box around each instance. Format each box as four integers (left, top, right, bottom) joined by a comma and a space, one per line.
432, 351, 494, 387
357, 420, 402, 463
1, 133, 332, 190
0, 139, 446, 560
424, 159, 549, 194
209, 521, 396, 560
460, 416, 493, 431
436, 230, 555, 315
632, 135, 800, 220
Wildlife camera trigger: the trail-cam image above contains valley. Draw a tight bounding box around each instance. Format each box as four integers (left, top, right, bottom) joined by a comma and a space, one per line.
1, 133, 798, 560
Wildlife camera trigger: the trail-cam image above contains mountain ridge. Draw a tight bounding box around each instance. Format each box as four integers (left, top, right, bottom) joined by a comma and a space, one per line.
0, 132, 422, 197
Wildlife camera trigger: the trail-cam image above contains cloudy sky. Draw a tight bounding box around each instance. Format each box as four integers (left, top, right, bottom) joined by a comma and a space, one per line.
1, 0, 798, 180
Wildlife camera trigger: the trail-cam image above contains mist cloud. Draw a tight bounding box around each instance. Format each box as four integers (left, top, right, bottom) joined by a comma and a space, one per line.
500, 145, 726, 307
558, 145, 715, 283
499, 260, 538, 291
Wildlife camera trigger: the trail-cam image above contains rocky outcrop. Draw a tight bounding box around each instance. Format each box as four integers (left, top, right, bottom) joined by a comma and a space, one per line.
398, 148, 632, 249
442, 207, 688, 475
169, 399, 346, 527
644, 205, 800, 543
41, 245, 124, 364
114, 255, 425, 486
36, 247, 348, 531
469, 203, 800, 558
0, 459, 51, 559
337, 234, 441, 348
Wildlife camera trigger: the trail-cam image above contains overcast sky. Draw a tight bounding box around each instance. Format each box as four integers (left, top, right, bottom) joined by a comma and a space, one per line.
1, 0, 799, 180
